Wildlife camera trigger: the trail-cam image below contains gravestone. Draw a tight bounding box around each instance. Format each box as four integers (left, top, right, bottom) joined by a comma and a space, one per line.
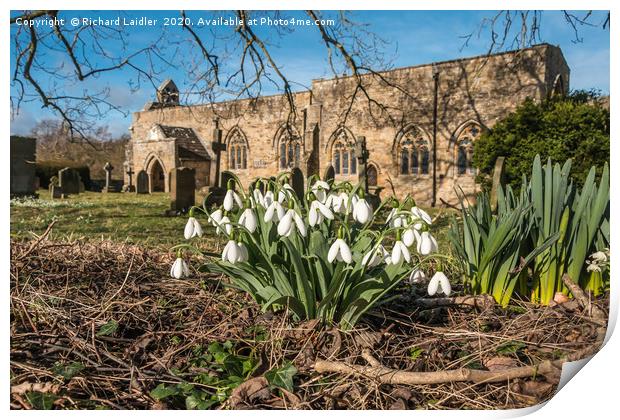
58, 167, 81, 195
136, 170, 149, 194
10, 136, 37, 197
355, 136, 370, 194
323, 164, 335, 183
167, 167, 196, 214
490, 156, 506, 213
102, 162, 118, 193
123, 166, 136, 192
220, 171, 234, 190
79, 181, 85, 193
290, 167, 305, 200
50, 185, 63, 199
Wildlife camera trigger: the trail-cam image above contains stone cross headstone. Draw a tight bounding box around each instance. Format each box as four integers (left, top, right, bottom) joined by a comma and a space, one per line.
355, 136, 370, 194
50, 184, 63, 199
168, 167, 196, 214
102, 162, 114, 193
290, 167, 305, 201
490, 156, 506, 212
211, 118, 226, 188
136, 170, 149, 194
220, 171, 234, 191
123, 163, 136, 192
323, 164, 335, 183
58, 167, 81, 195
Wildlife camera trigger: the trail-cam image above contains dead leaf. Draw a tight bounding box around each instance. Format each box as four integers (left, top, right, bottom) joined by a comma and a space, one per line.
553, 292, 569, 304
228, 377, 271, 409
389, 399, 408, 410
354, 331, 382, 348
11, 381, 61, 395
484, 356, 518, 371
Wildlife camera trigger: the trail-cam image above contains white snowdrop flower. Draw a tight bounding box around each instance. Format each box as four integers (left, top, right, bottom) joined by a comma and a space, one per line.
311, 180, 330, 203
427, 272, 451, 296
277, 209, 307, 237
408, 269, 427, 284
264, 201, 285, 223
587, 263, 602, 273
278, 183, 295, 203
390, 240, 411, 265
362, 245, 388, 268
415, 231, 438, 256
239, 208, 258, 233
208, 208, 223, 227
236, 242, 249, 263
252, 189, 265, 208
331, 192, 350, 214
402, 228, 416, 247
327, 238, 352, 264
222, 239, 240, 263
216, 216, 232, 236
352, 198, 373, 224
223, 189, 242, 211
590, 251, 608, 263
184, 217, 203, 240
411, 206, 432, 226
308, 200, 335, 226
387, 208, 407, 228
170, 257, 190, 279
263, 190, 275, 208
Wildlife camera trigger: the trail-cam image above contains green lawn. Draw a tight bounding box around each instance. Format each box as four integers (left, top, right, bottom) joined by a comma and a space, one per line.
10, 190, 216, 250
11, 189, 457, 252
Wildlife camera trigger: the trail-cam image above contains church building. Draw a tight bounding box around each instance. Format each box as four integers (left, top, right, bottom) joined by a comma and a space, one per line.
125, 43, 569, 205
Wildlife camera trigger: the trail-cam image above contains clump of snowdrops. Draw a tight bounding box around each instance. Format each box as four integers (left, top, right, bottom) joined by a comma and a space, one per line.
172, 172, 449, 330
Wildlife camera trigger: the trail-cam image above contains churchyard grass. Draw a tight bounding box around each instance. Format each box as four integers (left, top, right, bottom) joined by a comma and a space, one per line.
10, 190, 455, 251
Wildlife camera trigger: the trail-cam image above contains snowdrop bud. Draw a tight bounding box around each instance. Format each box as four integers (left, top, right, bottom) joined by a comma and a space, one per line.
239, 208, 257, 233
184, 217, 203, 240
427, 272, 451, 296
416, 231, 438, 256
353, 198, 373, 224
402, 228, 415, 247
170, 257, 190, 279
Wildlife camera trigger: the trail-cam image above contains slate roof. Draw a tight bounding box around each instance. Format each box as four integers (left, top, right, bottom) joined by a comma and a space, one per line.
159, 125, 211, 161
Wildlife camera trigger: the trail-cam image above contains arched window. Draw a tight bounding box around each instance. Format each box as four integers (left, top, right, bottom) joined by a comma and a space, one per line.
367, 164, 378, 186
330, 129, 357, 176
454, 123, 481, 176
227, 128, 249, 170
397, 127, 430, 176
277, 126, 302, 169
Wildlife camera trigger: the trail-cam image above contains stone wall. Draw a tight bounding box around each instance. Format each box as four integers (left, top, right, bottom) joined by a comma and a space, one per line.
129, 44, 569, 205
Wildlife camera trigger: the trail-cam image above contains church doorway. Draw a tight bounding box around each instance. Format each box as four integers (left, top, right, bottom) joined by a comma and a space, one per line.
149, 159, 165, 192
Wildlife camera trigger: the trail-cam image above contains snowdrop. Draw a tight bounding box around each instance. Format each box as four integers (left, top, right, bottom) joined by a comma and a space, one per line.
208, 208, 223, 226
352, 196, 373, 224
170, 257, 190, 279
387, 208, 407, 228
184, 216, 203, 239
308, 199, 334, 226
239, 208, 258, 233
311, 180, 330, 203
415, 230, 438, 255
391, 234, 411, 265
264, 201, 286, 223
263, 190, 275, 208
402, 228, 416, 247
408, 269, 427, 284
252, 189, 265, 208
329, 191, 350, 214
411, 206, 432, 226
362, 244, 388, 268
224, 189, 242, 211
278, 183, 295, 203
216, 215, 232, 236
328, 238, 353, 264
427, 272, 451, 296
277, 208, 307, 237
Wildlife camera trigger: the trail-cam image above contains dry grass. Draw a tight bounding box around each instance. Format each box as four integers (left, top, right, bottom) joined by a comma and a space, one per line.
10, 237, 607, 410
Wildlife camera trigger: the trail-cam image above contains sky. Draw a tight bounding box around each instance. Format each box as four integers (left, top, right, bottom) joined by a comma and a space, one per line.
9, 10, 611, 137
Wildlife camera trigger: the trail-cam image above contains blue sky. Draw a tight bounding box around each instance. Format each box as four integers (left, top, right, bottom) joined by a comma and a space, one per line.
10, 10, 610, 137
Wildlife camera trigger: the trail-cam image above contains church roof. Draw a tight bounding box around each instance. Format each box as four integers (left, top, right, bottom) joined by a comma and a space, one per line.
159, 125, 211, 161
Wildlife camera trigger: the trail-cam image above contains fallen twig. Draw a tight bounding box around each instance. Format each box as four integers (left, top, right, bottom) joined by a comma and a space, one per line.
414, 295, 495, 310
561, 274, 607, 322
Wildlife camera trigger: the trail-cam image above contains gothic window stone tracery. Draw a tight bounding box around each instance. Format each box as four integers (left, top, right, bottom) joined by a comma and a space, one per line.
454, 123, 481, 176
277, 127, 302, 169
331, 130, 357, 176
227, 129, 248, 170
397, 128, 430, 176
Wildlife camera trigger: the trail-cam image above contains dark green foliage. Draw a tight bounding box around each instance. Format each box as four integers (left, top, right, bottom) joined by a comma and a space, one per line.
473, 90, 609, 191
36, 160, 92, 189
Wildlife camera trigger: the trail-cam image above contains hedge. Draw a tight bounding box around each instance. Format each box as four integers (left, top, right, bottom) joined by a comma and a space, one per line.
36, 160, 92, 189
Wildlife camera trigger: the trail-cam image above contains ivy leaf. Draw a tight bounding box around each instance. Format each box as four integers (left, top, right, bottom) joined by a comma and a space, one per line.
496, 341, 526, 355
408, 347, 423, 361
52, 361, 85, 379
265, 362, 297, 392
96, 320, 118, 337
149, 384, 178, 401
26, 392, 57, 409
